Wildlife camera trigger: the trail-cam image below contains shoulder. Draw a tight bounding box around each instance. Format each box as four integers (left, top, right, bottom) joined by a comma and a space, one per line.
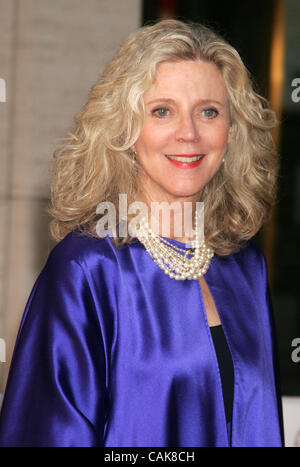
45, 230, 119, 276
233, 238, 266, 270
213, 238, 268, 286
215, 238, 266, 266
20, 231, 119, 329
233, 238, 269, 290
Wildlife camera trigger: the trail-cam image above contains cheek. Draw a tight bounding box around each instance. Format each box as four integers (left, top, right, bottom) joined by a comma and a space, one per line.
210, 125, 230, 149
136, 127, 154, 152
136, 126, 170, 154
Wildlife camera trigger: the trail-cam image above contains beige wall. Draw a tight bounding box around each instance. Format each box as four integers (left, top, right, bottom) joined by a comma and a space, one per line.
0, 0, 141, 393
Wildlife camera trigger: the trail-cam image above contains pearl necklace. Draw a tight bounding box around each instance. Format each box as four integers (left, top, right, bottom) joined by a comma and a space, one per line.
136, 213, 214, 280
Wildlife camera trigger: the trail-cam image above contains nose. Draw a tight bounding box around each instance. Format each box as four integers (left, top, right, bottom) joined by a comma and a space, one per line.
175, 114, 200, 142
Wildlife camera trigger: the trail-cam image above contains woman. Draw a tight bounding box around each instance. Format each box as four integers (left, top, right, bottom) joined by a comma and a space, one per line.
0, 19, 284, 447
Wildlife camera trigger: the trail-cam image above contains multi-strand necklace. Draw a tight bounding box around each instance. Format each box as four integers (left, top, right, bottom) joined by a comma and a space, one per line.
136, 211, 214, 280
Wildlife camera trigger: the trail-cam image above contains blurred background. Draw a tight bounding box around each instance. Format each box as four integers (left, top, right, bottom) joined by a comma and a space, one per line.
0, 0, 299, 446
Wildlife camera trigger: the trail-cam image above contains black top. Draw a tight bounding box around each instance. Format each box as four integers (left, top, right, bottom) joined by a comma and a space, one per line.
210, 325, 234, 423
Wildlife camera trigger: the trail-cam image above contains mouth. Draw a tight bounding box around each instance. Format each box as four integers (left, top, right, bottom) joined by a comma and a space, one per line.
164, 154, 206, 169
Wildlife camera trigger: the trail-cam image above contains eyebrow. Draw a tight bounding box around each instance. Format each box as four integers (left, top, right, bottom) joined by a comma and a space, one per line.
145, 98, 226, 106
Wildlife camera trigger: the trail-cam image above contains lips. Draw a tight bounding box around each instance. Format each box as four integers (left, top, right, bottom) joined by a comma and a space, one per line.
164, 154, 206, 169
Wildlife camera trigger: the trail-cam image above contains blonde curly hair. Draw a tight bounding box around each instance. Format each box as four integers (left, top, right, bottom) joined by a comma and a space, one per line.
48, 19, 279, 256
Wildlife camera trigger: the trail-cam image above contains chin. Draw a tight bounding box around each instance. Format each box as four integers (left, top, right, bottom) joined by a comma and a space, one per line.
167, 189, 203, 200
170, 184, 204, 196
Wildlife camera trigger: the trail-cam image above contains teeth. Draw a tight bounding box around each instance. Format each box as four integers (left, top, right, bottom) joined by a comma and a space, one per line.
166, 155, 204, 162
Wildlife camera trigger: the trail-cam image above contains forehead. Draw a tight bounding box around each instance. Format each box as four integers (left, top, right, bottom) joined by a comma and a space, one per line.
144, 59, 228, 104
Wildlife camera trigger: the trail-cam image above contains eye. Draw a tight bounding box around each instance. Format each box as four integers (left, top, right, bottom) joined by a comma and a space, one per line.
152, 107, 170, 118
202, 108, 219, 119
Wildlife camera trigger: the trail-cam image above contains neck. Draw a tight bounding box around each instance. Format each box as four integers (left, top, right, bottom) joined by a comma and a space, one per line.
135, 181, 203, 243
141, 199, 201, 244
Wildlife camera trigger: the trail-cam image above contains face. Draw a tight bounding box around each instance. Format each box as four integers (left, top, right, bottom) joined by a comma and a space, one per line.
134, 59, 231, 205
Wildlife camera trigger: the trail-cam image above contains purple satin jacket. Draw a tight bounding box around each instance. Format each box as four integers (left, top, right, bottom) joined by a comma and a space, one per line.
0, 231, 284, 446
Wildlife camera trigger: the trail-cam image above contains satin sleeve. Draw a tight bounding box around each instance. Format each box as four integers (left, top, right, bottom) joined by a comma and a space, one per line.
262, 254, 285, 447
0, 250, 108, 447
